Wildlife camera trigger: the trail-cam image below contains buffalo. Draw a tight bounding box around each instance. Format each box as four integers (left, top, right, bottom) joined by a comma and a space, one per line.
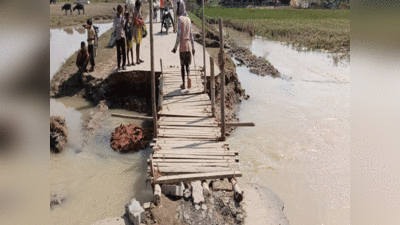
73, 3, 85, 15
61, 3, 72, 15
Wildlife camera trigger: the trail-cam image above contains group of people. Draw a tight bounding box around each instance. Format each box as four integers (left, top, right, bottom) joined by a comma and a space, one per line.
76, 0, 195, 90
114, 1, 146, 71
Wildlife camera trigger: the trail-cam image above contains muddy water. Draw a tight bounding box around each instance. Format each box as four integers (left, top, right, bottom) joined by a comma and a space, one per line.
50, 22, 113, 79
224, 27, 350, 224
50, 24, 153, 225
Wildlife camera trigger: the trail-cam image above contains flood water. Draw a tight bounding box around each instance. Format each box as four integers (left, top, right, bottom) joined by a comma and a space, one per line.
224, 27, 350, 224
50, 24, 153, 225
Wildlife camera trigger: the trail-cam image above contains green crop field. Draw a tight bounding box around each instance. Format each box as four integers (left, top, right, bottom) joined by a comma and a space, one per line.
189, 5, 350, 52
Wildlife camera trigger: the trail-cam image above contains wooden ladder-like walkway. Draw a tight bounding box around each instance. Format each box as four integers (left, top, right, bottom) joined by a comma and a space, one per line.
148, 67, 242, 185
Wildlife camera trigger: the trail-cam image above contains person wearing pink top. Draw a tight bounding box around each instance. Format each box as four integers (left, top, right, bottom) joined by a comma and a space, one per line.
172, 0, 195, 89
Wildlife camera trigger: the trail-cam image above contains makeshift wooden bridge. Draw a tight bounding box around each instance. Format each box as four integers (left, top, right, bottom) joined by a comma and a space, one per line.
112, 9, 252, 201
148, 65, 242, 185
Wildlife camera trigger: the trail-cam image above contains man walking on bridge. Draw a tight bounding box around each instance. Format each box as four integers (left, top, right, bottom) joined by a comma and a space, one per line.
172, 0, 195, 89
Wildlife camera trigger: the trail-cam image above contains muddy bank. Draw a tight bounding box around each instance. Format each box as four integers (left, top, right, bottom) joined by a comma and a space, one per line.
144, 179, 245, 225
50, 116, 68, 153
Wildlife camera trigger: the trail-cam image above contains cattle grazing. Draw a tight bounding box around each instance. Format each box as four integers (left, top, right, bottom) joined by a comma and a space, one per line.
73, 3, 85, 15
61, 3, 72, 15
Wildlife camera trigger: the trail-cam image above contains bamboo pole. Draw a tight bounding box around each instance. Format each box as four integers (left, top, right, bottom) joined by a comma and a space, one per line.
111, 113, 153, 120
218, 122, 255, 127
158, 59, 164, 111
210, 57, 215, 117
219, 18, 225, 141
150, 0, 157, 138
202, 0, 206, 93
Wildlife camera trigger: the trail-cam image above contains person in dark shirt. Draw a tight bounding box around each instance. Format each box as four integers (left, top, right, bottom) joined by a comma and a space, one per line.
76, 41, 89, 72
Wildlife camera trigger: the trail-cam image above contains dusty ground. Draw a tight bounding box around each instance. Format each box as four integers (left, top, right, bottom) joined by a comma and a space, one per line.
50, 2, 116, 28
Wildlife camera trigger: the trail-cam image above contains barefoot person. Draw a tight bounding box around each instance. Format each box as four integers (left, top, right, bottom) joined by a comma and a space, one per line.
132, 0, 144, 64
113, 5, 126, 70
82, 19, 96, 72
172, 1, 195, 89
125, 13, 135, 66
76, 41, 89, 72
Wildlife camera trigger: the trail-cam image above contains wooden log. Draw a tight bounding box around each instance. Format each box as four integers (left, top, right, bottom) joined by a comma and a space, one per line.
218, 122, 255, 127
153, 184, 161, 205
230, 178, 243, 202
219, 18, 226, 141
155, 171, 243, 184
111, 113, 153, 120
150, 0, 157, 138
210, 57, 215, 117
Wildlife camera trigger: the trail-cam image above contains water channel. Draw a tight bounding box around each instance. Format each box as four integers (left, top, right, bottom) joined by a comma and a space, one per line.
224, 27, 350, 224
50, 23, 153, 225
50, 22, 349, 224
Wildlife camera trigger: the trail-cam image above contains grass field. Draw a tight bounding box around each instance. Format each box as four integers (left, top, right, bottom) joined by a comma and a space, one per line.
50, 2, 118, 28
188, 4, 350, 52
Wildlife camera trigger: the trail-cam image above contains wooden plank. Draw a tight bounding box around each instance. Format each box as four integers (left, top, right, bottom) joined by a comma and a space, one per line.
152, 162, 239, 168
155, 166, 236, 174
154, 150, 237, 156
158, 113, 212, 118
151, 158, 238, 163
154, 171, 242, 184
153, 154, 237, 160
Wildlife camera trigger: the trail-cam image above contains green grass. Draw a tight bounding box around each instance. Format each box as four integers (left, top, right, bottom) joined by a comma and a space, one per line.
204, 7, 350, 20
200, 7, 350, 52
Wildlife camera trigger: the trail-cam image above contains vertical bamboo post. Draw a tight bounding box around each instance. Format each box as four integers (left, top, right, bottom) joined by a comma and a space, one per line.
158, 59, 164, 111
219, 18, 225, 141
202, 0, 206, 93
150, 0, 157, 138
210, 57, 215, 117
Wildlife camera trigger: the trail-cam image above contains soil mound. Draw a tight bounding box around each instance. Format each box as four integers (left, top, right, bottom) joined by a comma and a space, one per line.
50, 116, 68, 153
110, 123, 148, 153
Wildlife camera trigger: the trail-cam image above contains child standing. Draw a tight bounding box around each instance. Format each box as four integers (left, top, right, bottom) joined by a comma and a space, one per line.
113, 5, 126, 70
133, 0, 144, 64
82, 19, 96, 72
125, 13, 135, 66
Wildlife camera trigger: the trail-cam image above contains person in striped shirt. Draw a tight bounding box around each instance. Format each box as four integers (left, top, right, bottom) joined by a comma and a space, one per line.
171, 0, 195, 89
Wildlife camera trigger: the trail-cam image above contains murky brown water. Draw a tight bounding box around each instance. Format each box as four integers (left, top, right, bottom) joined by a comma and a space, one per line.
50, 97, 153, 225
223, 27, 350, 224
50, 25, 153, 225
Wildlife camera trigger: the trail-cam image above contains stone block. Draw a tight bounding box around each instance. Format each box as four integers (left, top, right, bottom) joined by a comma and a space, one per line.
191, 180, 205, 204
162, 182, 185, 197
212, 180, 232, 191
125, 198, 145, 225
